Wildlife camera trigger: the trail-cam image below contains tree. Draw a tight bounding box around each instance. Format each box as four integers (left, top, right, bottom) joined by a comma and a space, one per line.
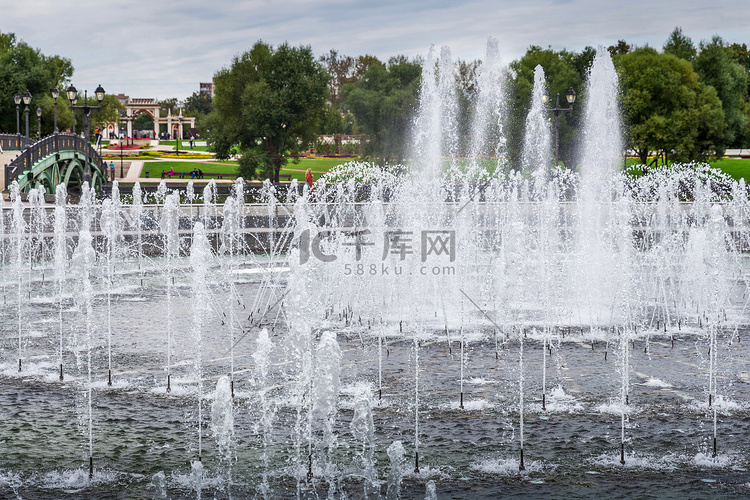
319, 49, 355, 106
133, 111, 154, 131
185, 90, 213, 115
342, 58, 421, 162
617, 48, 725, 164
663, 27, 696, 61
90, 94, 124, 131
693, 36, 750, 148
208, 41, 329, 181
159, 98, 178, 115
608, 40, 631, 58
0, 31, 74, 135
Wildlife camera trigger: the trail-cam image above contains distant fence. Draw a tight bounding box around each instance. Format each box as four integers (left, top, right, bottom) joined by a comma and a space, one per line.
0, 133, 27, 152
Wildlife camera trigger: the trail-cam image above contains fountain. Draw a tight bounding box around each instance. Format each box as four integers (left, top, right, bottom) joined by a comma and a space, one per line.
0, 42, 749, 498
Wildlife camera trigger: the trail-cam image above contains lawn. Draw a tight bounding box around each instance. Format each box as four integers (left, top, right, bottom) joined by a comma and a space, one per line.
624, 157, 750, 181
140, 158, 355, 180
710, 158, 750, 181
159, 140, 212, 152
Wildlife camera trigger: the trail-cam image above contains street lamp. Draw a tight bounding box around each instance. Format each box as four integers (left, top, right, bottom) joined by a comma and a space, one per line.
67, 84, 106, 187
23, 90, 32, 145
36, 107, 42, 140
51, 87, 59, 133
13, 94, 21, 137
67, 85, 79, 134
544, 88, 576, 168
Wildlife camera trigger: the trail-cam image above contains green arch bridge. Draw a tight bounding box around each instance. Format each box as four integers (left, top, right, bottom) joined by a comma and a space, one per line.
2, 133, 108, 194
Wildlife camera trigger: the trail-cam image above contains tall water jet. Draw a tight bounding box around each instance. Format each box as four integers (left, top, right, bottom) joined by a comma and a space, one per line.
100, 182, 123, 386
211, 375, 235, 489
469, 37, 507, 179
70, 184, 97, 477
349, 382, 376, 495
253, 328, 274, 497
411, 45, 442, 181
190, 221, 213, 461
10, 182, 25, 371
54, 184, 68, 380
131, 182, 144, 286
523, 65, 552, 192
518, 329, 525, 471
386, 440, 405, 500
311, 331, 342, 494
161, 192, 181, 392
575, 46, 625, 326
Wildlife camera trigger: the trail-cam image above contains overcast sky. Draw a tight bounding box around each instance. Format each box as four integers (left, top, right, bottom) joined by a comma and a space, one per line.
2, 0, 749, 101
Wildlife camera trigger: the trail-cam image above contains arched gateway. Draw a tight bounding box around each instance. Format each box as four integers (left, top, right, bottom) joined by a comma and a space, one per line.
110, 95, 196, 139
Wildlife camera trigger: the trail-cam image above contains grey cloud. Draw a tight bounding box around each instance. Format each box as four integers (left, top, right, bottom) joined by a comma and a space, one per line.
2, 0, 748, 99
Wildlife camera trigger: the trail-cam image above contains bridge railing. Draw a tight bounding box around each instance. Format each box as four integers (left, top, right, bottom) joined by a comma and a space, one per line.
4, 133, 106, 190
0, 133, 28, 152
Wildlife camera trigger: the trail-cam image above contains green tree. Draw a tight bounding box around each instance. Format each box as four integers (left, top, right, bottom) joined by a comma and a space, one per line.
159, 97, 178, 115
133, 111, 154, 131
185, 90, 213, 115
693, 36, 749, 148
91, 94, 124, 131
208, 41, 329, 181
0, 31, 74, 135
617, 47, 725, 164
319, 49, 355, 106
318, 104, 355, 134
608, 40, 632, 58
342, 58, 421, 163
663, 27, 696, 61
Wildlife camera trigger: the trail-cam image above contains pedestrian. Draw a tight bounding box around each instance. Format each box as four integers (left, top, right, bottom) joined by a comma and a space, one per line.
305, 168, 314, 188
190, 136, 194, 149
110, 161, 115, 180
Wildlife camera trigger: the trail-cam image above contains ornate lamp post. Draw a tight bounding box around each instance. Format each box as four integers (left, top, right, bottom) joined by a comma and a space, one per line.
36, 107, 42, 140
543, 88, 576, 168
69, 91, 78, 135
13, 94, 21, 137
23, 90, 32, 145
67, 84, 105, 187
51, 87, 59, 133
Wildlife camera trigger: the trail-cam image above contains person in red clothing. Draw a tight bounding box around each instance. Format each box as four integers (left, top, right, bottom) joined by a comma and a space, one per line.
305, 168, 314, 188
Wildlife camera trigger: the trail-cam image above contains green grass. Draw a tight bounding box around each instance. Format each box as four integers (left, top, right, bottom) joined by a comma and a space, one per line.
624, 157, 750, 181
709, 158, 750, 181
141, 161, 237, 178
139, 157, 354, 181
159, 140, 212, 152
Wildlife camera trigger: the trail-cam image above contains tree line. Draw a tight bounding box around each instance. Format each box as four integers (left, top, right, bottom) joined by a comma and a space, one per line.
2, 28, 748, 182
208, 28, 749, 180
